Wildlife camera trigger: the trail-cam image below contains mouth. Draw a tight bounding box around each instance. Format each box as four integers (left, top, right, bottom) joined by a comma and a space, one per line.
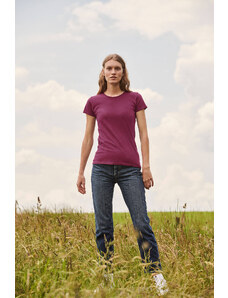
110, 77, 117, 79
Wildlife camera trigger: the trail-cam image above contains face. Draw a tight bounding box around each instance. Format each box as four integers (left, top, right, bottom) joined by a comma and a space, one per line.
103, 59, 124, 85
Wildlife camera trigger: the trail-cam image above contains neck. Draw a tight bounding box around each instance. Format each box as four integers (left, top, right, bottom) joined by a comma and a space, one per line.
105, 84, 122, 95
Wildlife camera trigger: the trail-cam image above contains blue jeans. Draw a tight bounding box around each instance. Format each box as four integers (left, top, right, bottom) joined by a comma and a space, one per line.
91, 164, 162, 273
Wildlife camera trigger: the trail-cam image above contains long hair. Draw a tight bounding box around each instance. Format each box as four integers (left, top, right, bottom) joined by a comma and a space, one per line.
97, 54, 131, 94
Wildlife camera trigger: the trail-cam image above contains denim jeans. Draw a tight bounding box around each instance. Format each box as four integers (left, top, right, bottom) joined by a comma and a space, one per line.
91, 164, 162, 273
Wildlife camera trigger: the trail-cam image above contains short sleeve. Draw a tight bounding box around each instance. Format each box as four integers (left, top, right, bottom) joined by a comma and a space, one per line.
135, 92, 147, 113
83, 98, 96, 117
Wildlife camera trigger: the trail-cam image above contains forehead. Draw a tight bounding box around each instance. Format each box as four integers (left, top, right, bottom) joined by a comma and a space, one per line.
104, 59, 122, 68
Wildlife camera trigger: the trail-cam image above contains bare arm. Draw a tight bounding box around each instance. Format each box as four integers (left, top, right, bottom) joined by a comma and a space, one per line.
77, 114, 96, 194
136, 110, 154, 189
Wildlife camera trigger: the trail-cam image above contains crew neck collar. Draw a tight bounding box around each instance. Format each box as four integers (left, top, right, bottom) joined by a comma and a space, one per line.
103, 91, 125, 98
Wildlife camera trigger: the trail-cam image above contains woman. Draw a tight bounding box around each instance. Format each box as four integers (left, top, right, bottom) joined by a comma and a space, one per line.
76, 54, 168, 295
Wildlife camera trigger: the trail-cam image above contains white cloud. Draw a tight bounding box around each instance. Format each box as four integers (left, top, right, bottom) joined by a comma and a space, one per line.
149, 99, 214, 162
16, 148, 41, 168
61, 0, 213, 43
174, 38, 213, 100
63, 0, 213, 105
15, 148, 96, 212
135, 88, 163, 103
194, 102, 214, 135
16, 122, 84, 150
49, 32, 84, 42
63, 0, 213, 104
106, 0, 212, 43
70, 1, 106, 33
149, 164, 213, 211
15, 66, 29, 79
16, 81, 162, 112
16, 80, 89, 110
135, 99, 214, 211
193, 101, 214, 151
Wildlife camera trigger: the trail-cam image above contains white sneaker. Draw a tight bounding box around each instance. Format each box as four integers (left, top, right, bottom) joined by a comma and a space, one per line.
93, 273, 114, 293
153, 273, 169, 296
104, 273, 115, 287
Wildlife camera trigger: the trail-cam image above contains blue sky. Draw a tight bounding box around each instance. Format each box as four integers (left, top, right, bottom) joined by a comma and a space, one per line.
16, 0, 214, 212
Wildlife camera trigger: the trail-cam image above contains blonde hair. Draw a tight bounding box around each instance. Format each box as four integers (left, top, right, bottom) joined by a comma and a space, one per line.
97, 54, 131, 94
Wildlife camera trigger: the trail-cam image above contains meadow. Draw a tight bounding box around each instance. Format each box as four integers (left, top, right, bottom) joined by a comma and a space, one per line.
15, 203, 214, 297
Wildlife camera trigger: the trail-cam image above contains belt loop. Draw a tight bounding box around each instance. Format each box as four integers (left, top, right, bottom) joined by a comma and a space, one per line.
114, 165, 118, 180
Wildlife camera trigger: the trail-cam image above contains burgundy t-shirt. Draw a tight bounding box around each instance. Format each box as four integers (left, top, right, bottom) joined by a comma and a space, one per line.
83, 91, 147, 168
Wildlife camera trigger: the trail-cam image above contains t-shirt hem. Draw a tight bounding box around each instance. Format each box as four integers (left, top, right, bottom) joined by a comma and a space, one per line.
92, 160, 141, 168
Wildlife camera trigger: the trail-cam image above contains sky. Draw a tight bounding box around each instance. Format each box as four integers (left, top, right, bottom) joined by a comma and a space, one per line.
15, 0, 214, 212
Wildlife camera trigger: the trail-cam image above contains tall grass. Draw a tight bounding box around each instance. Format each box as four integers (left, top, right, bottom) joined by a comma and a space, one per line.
15, 202, 213, 297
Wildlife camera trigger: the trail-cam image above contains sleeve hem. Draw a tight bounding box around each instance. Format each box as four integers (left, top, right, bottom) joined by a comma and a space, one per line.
83, 111, 96, 118
135, 106, 147, 113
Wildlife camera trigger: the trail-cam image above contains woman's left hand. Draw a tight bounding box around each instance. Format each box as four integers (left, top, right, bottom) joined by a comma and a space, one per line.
142, 167, 154, 189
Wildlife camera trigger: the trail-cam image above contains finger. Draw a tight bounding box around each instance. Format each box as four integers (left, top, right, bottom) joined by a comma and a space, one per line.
144, 182, 150, 189
78, 184, 86, 193
147, 182, 151, 188
79, 185, 85, 189
78, 182, 85, 188
79, 188, 86, 194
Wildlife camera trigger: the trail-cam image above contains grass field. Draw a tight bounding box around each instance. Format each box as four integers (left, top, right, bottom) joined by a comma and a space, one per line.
15, 206, 214, 297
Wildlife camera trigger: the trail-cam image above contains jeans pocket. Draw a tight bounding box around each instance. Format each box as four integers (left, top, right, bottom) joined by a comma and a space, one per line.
92, 164, 101, 176
92, 164, 110, 178
126, 166, 142, 177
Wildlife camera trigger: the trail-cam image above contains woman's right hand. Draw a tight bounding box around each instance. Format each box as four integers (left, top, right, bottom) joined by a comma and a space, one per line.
76, 174, 86, 194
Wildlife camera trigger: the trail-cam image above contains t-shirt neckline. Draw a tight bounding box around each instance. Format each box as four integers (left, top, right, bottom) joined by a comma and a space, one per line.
103, 91, 125, 98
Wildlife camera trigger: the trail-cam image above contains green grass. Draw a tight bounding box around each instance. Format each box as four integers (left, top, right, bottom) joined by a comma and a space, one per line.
15, 209, 214, 297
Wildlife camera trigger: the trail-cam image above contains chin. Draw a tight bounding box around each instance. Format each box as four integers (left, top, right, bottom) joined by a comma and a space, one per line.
109, 80, 121, 84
